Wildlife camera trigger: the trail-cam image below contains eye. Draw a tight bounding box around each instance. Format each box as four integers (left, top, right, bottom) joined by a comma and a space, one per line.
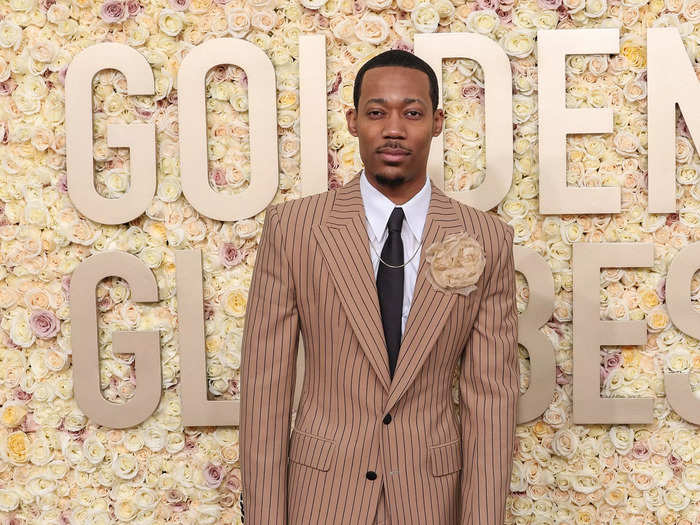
368, 110, 383, 117
407, 110, 422, 117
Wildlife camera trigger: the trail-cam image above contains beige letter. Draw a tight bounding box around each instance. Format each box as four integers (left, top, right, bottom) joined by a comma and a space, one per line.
178, 38, 278, 221
175, 249, 239, 426
538, 29, 620, 214
65, 43, 156, 224
300, 34, 329, 197
70, 252, 161, 429
175, 249, 306, 425
665, 242, 700, 424
514, 246, 556, 423
647, 28, 700, 213
415, 33, 513, 211
572, 243, 654, 423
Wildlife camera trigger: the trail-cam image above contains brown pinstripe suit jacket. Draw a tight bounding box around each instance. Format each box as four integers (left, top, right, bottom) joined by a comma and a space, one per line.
239, 173, 519, 525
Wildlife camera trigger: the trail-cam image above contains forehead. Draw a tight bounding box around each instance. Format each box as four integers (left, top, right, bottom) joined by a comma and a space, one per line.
359, 66, 431, 105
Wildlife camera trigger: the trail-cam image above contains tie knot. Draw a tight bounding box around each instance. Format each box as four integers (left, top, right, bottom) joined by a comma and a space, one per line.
387, 207, 405, 233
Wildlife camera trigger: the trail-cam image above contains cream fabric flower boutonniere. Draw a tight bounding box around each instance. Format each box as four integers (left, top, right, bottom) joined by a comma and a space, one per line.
424, 231, 485, 297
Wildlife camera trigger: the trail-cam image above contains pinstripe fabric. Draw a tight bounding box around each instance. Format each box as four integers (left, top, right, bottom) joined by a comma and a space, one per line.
239, 173, 519, 525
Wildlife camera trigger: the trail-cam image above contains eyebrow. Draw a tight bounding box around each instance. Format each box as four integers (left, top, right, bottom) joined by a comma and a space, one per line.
365, 97, 427, 108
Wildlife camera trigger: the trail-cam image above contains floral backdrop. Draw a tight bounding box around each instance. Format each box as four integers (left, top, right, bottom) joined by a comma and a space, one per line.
1, 0, 700, 522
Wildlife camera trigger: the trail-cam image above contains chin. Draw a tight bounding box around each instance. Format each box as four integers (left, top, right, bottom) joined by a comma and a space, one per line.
374, 172, 406, 187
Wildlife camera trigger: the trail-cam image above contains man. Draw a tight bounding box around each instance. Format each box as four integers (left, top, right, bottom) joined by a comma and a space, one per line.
240, 49, 519, 525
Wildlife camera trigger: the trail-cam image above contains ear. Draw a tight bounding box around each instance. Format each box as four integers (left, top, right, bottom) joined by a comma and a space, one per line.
346, 107, 358, 137
432, 108, 445, 137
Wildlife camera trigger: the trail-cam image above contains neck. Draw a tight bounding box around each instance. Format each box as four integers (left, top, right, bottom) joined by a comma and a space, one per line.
365, 171, 427, 205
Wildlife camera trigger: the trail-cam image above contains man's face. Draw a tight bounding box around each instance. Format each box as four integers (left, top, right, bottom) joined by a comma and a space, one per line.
346, 66, 444, 188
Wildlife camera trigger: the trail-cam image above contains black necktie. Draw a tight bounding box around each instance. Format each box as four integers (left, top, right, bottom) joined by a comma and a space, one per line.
376, 207, 404, 380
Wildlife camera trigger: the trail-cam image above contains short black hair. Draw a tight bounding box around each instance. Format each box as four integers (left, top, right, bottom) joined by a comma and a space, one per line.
353, 49, 439, 113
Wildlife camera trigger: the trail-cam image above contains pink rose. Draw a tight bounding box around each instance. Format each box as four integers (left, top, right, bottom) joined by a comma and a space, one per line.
603, 352, 621, 371
224, 468, 242, 492
29, 309, 60, 339
227, 378, 239, 396
328, 176, 342, 190
496, 7, 512, 23
220, 242, 246, 269
555, 365, 570, 385
0, 79, 17, 96
169, 0, 190, 11
61, 274, 71, 296
630, 441, 650, 460
476, 0, 498, 9
20, 413, 39, 433
100, 0, 128, 23
461, 84, 484, 101
392, 40, 414, 53
203, 300, 215, 320
57, 66, 68, 86
126, 0, 143, 17
656, 279, 666, 302
537, 0, 562, 9
210, 167, 227, 188
328, 150, 339, 173
203, 463, 225, 488
57, 173, 68, 194
668, 452, 683, 467
328, 71, 342, 95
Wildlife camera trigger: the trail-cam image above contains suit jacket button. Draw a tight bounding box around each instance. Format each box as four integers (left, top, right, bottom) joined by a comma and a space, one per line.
366, 471, 377, 480
383, 414, 392, 424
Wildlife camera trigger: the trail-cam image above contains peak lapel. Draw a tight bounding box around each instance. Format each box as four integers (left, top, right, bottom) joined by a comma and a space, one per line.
311, 175, 392, 392
383, 181, 465, 415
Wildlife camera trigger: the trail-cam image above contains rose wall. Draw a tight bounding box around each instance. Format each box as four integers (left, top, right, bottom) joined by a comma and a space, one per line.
1, 0, 700, 523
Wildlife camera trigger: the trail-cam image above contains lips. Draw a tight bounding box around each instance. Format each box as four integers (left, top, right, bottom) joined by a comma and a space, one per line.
378, 149, 409, 162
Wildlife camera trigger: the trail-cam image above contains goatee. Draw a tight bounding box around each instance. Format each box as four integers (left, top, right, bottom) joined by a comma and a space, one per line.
374, 173, 406, 188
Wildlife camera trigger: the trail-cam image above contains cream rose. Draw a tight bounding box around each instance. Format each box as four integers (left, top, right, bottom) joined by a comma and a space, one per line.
411, 2, 440, 32
424, 231, 486, 295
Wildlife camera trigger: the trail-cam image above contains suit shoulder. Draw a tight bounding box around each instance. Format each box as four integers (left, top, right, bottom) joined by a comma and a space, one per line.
451, 200, 513, 243
266, 189, 333, 224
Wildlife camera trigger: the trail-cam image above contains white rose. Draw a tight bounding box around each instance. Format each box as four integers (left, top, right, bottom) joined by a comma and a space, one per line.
0, 20, 22, 50
552, 429, 579, 458
367, 0, 392, 9
111, 453, 140, 480
411, 2, 440, 33
227, 8, 251, 37
585, 0, 608, 16
665, 347, 692, 372
82, 435, 106, 465
143, 425, 167, 452
502, 30, 535, 58
159, 9, 185, 37
609, 426, 634, 454
571, 470, 600, 493
10, 311, 35, 348
123, 430, 145, 452
300, 0, 328, 9
355, 13, 389, 44
0, 489, 20, 512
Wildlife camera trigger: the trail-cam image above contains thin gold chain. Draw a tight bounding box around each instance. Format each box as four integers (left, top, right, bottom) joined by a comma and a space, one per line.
369, 236, 424, 269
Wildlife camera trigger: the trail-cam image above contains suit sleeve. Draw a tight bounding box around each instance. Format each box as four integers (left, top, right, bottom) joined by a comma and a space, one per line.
459, 225, 519, 525
240, 204, 300, 525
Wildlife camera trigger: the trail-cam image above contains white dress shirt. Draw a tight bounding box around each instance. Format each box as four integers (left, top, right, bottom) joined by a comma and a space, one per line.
359, 169, 431, 340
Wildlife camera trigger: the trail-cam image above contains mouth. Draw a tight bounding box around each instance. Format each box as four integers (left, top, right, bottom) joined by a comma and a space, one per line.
377, 149, 410, 163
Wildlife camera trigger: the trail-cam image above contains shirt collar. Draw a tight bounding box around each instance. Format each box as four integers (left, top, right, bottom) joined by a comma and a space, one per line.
359, 168, 431, 243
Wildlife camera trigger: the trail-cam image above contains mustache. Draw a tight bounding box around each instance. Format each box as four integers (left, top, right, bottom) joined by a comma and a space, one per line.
377, 143, 411, 153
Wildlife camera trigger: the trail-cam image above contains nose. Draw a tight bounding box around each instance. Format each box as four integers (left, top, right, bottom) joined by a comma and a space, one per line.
382, 110, 406, 138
